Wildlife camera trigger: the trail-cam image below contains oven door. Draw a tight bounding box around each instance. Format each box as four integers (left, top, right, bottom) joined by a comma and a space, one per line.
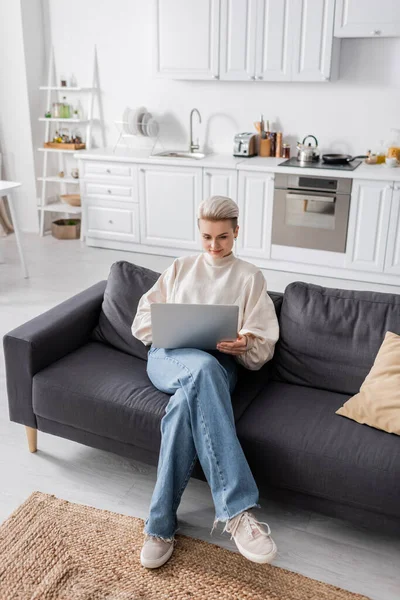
271, 188, 350, 252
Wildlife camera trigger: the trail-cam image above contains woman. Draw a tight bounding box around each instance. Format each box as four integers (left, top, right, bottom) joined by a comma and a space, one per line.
131, 195, 280, 569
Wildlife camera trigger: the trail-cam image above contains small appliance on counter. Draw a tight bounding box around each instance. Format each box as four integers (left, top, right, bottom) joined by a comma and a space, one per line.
296, 135, 319, 162
233, 132, 257, 157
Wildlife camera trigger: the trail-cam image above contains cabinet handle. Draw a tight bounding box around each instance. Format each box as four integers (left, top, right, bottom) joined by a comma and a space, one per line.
108, 189, 112, 194
371, 30, 382, 35
212, 74, 219, 79
109, 220, 113, 224
249, 75, 256, 80
256, 75, 263, 80
106, 169, 111, 173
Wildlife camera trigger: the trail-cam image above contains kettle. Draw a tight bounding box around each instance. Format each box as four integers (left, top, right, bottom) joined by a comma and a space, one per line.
297, 135, 319, 162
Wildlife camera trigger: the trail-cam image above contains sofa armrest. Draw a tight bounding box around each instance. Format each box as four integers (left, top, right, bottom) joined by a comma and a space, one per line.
3, 280, 107, 428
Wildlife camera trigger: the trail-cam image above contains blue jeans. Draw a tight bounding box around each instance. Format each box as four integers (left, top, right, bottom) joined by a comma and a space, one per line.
143, 345, 260, 541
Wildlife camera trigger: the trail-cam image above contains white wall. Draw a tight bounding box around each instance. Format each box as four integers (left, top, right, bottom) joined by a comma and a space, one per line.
0, 0, 39, 233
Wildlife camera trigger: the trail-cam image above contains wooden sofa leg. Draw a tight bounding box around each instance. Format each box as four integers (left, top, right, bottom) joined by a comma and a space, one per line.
25, 426, 37, 453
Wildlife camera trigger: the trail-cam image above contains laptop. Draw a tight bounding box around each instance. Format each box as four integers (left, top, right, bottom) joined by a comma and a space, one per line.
150, 303, 239, 349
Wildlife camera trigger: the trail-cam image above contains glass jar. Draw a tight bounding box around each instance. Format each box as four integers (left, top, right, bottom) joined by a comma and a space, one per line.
52, 102, 62, 118
282, 143, 291, 158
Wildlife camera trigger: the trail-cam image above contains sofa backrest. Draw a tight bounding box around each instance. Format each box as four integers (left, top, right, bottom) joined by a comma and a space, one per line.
272, 281, 400, 395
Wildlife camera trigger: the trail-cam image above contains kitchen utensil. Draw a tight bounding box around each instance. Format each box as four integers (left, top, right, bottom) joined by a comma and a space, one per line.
128, 106, 147, 135
259, 138, 271, 157
275, 132, 283, 158
146, 117, 159, 138
322, 154, 368, 165
140, 112, 153, 136
122, 107, 131, 134
297, 135, 319, 162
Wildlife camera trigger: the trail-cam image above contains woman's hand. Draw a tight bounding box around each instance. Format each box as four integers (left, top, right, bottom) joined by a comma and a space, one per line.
217, 334, 248, 355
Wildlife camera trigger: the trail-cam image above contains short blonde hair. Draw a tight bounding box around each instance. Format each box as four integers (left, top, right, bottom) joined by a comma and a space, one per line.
197, 195, 238, 231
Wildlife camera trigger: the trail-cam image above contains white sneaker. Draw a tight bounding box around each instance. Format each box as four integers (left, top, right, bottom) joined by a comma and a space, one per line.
223, 511, 277, 564
140, 534, 175, 569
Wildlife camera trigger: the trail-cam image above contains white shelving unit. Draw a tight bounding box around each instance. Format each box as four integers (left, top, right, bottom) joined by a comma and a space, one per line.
37, 46, 106, 238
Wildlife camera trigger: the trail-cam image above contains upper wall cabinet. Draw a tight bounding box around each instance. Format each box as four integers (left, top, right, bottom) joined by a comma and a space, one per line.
334, 0, 400, 38
155, 0, 337, 82
155, 0, 220, 79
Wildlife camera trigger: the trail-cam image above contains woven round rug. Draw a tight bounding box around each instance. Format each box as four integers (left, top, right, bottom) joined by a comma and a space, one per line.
0, 492, 370, 600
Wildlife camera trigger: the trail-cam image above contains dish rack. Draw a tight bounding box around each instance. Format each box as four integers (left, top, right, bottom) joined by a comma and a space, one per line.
113, 106, 164, 154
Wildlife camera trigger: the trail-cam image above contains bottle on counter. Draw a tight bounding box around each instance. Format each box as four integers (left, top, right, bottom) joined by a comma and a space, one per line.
282, 143, 291, 159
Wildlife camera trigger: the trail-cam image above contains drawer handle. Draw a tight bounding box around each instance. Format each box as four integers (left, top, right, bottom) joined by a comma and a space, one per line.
106, 169, 111, 174
109, 220, 113, 224
107, 189, 112, 194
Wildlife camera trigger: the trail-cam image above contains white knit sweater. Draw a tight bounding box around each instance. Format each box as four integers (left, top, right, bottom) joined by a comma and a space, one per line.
131, 251, 280, 371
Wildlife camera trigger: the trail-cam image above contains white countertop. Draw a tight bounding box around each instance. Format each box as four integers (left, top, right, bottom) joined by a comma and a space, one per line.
74, 147, 243, 169
74, 147, 400, 181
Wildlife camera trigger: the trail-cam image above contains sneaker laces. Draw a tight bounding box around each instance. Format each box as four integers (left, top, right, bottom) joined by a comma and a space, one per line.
223, 511, 272, 541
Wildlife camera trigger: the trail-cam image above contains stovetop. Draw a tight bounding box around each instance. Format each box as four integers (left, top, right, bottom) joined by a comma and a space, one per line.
279, 157, 362, 171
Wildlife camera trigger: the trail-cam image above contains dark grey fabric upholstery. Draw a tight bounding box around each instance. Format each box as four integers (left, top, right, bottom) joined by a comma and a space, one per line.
272, 281, 400, 395
236, 380, 400, 518
32, 341, 271, 454
3, 281, 107, 428
91, 261, 160, 361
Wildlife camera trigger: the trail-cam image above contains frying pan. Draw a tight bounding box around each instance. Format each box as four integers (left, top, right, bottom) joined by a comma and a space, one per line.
322, 153, 367, 165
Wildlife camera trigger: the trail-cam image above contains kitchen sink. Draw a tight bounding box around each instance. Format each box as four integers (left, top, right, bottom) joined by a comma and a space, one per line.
150, 150, 206, 160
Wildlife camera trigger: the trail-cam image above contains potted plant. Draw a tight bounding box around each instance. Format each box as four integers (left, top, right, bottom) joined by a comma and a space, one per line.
51, 218, 81, 239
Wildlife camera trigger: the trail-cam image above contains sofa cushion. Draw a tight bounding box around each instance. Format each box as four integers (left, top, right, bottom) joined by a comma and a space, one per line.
336, 331, 400, 435
272, 281, 400, 395
32, 341, 270, 454
91, 261, 159, 361
236, 380, 400, 518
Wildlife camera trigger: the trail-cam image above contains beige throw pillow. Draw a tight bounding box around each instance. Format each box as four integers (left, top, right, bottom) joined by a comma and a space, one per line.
336, 331, 400, 435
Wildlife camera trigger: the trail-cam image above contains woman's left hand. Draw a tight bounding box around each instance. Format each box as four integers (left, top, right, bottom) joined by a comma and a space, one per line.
217, 334, 248, 355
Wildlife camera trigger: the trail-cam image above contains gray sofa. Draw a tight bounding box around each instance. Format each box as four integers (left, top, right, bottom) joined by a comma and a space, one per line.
4, 260, 400, 534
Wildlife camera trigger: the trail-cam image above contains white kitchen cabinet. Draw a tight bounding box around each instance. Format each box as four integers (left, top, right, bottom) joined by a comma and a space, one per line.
345, 180, 393, 272
384, 184, 400, 275
219, 0, 258, 81
138, 165, 203, 250
236, 170, 274, 259
203, 168, 238, 199
255, 0, 293, 81
157, 0, 336, 82
154, 0, 220, 79
85, 200, 140, 244
291, 0, 336, 82
334, 0, 400, 38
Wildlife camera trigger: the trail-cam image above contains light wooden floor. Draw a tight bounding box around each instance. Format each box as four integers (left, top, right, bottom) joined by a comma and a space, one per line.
1, 232, 400, 600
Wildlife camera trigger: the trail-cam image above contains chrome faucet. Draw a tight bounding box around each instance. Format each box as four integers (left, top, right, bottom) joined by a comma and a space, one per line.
189, 108, 202, 153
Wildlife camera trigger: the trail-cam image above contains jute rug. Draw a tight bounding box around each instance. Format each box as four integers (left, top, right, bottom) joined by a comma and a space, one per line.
0, 491, 370, 600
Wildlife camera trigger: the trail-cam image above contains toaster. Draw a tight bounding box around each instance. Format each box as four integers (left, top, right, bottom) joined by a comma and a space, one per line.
233, 132, 257, 157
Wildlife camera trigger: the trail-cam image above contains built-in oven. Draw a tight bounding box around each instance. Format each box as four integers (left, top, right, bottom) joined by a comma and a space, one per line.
272, 173, 352, 253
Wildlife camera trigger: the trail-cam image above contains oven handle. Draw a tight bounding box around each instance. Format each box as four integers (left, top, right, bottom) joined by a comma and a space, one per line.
286, 192, 335, 203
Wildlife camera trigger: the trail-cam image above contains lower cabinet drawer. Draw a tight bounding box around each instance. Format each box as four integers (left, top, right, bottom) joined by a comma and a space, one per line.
84, 182, 137, 202
86, 204, 140, 242
83, 161, 134, 179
